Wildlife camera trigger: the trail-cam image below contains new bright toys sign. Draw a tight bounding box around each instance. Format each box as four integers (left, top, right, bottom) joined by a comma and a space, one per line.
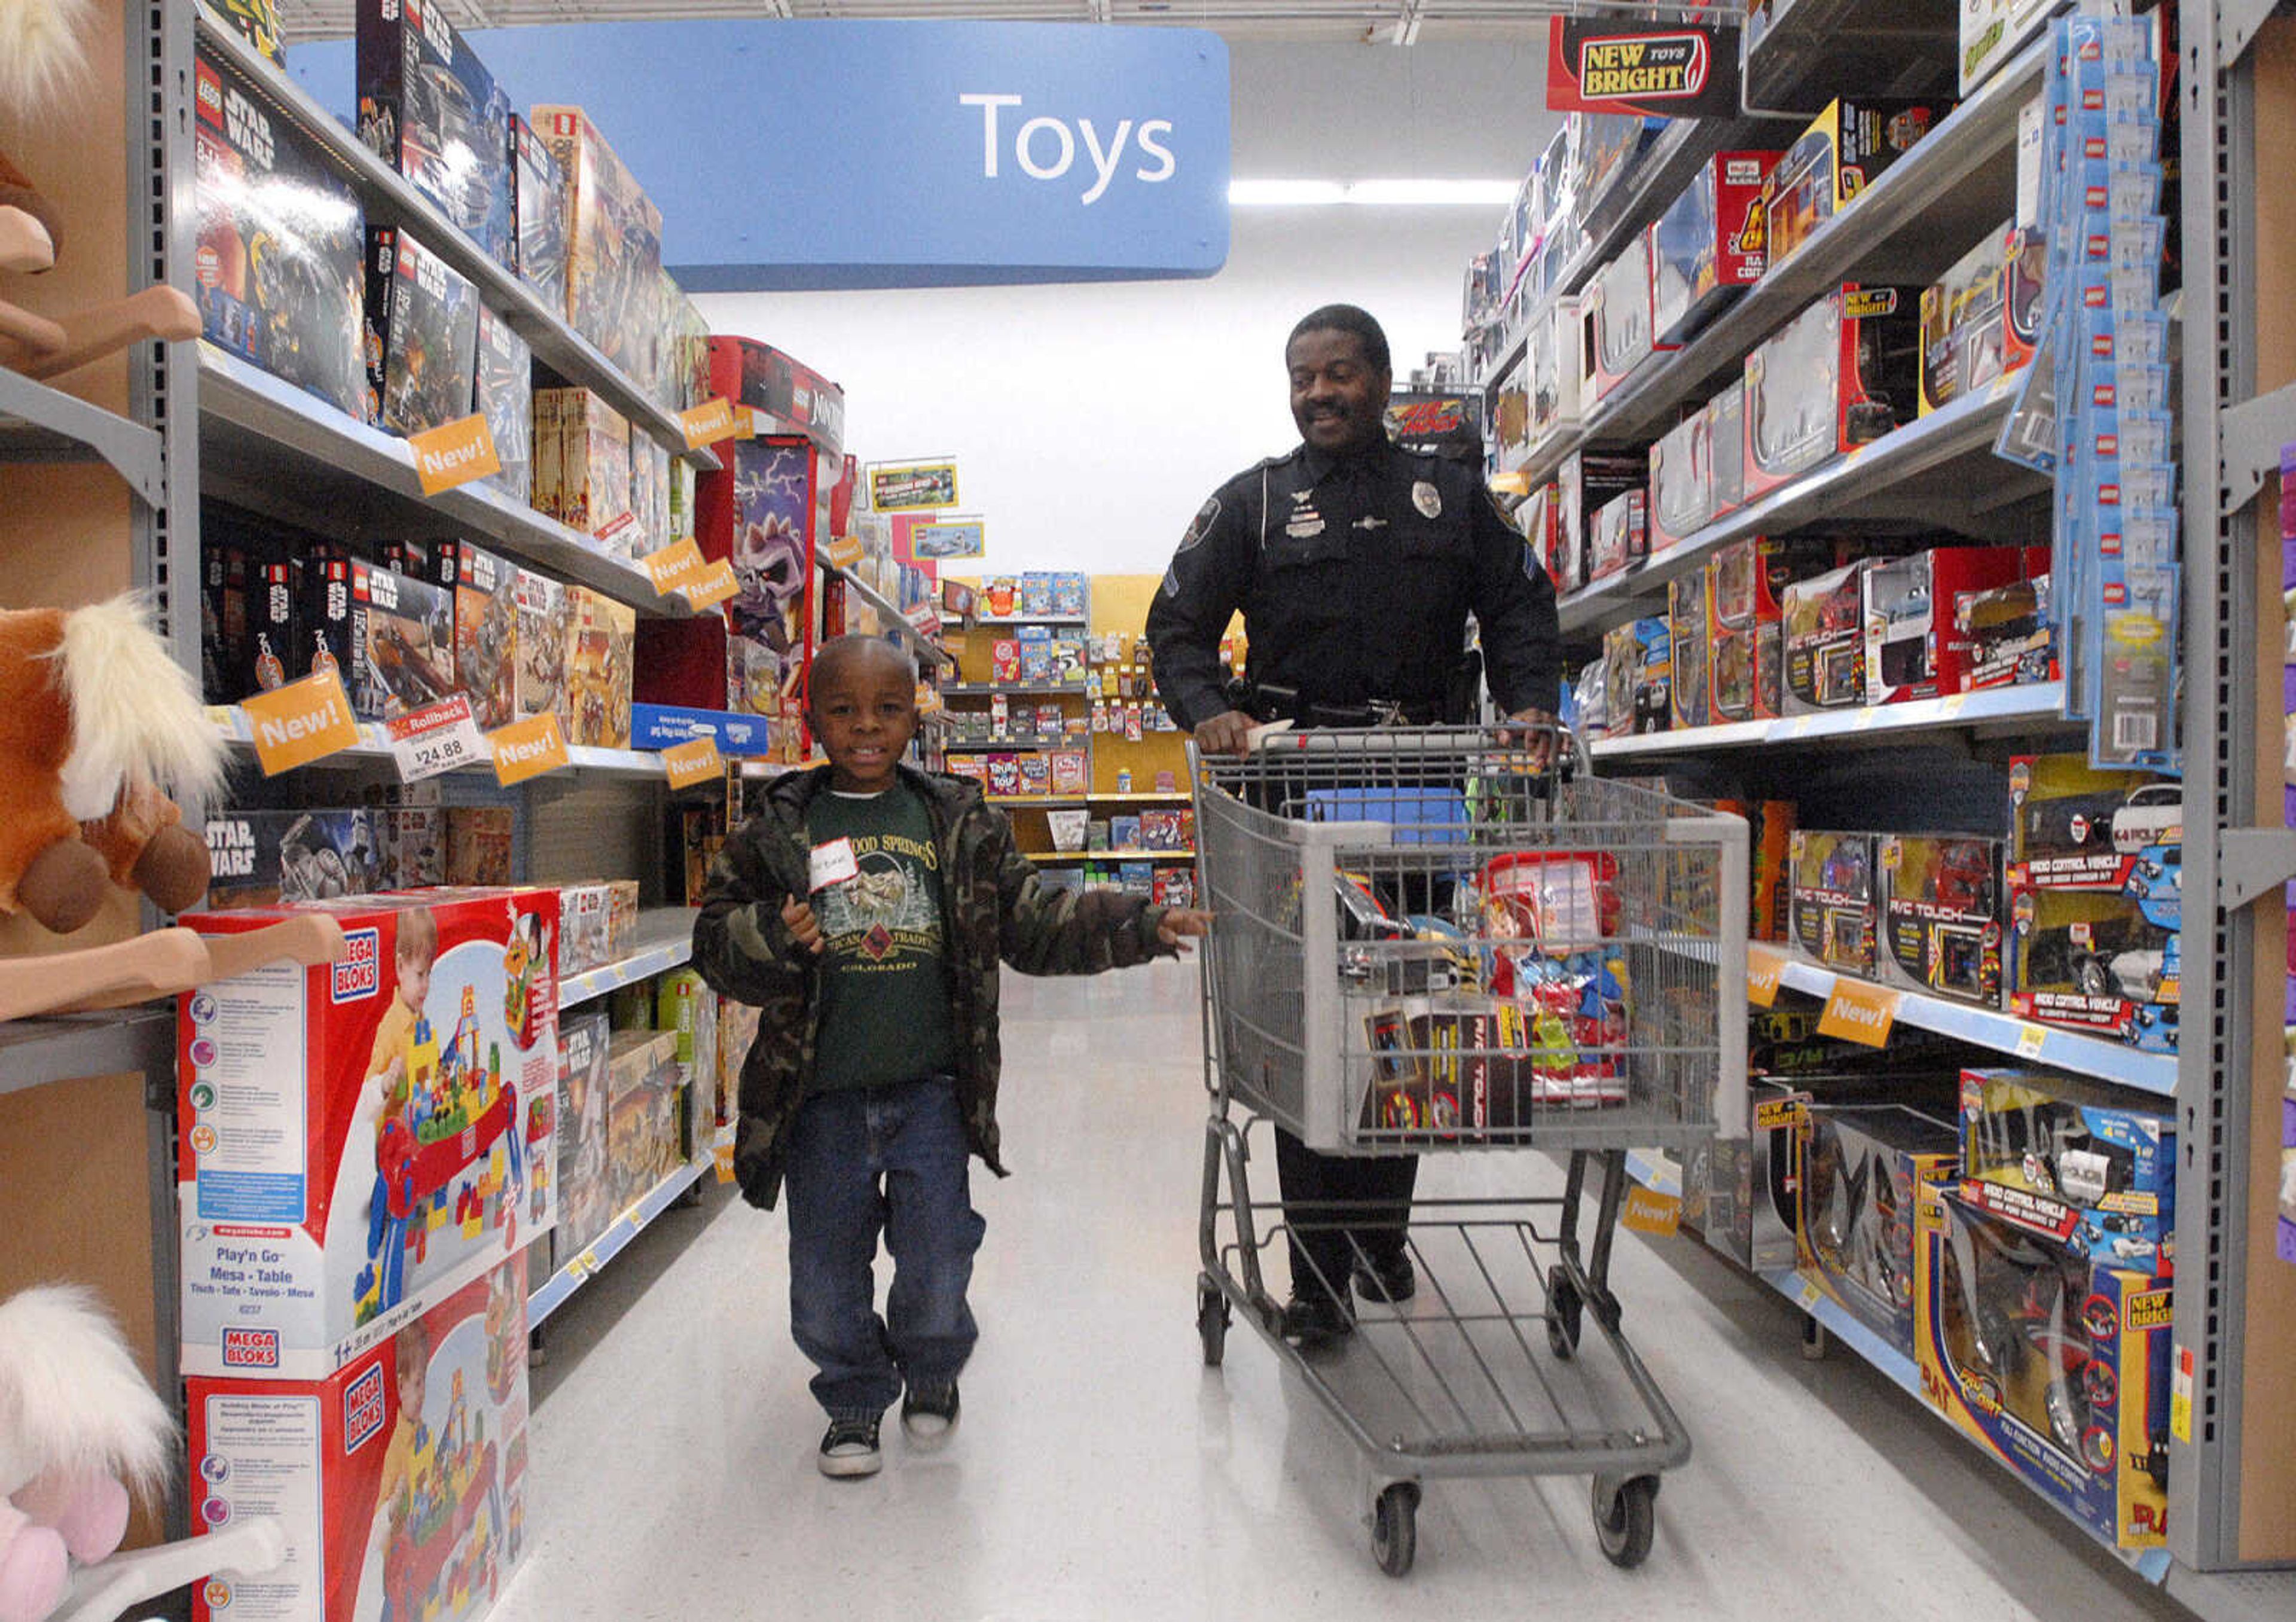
292, 21, 1231, 288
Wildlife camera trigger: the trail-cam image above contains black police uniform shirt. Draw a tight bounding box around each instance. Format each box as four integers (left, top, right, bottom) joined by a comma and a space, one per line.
1144, 435, 1563, 728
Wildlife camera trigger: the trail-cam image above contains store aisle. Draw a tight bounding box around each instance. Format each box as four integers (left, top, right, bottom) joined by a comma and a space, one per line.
502, 964, 2185, 1622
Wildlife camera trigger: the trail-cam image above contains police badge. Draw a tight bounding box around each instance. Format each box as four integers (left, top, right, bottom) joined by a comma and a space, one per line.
1413, 481, 1443, 519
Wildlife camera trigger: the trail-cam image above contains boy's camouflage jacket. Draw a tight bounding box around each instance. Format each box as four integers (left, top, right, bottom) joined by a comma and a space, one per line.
694, 762, 1178, 1209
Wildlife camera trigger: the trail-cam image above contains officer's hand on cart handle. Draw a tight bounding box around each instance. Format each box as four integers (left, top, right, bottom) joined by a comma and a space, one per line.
781, 895, 826, 955
1192, 709, 1257, 758
1504, 708, 1559, 770
1157, 908, 1215, 955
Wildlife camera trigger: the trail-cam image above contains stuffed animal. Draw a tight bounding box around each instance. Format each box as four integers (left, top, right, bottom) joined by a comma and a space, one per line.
0, 1286, 174, 1622
0, 595, 225, 935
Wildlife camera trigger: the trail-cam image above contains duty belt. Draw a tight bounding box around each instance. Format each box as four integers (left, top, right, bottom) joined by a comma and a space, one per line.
1229, 680, 1444, 728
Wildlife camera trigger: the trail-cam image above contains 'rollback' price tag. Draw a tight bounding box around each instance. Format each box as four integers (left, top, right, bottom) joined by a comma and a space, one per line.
386, 694, 487, 783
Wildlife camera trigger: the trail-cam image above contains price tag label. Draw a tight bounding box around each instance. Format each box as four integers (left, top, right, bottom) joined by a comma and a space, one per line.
661, 736, 725, 788
826, 534, 865, 569
1787, 714, 1818, 737
1747, 944, 1785, 1008
683, 559, 740, 609
642, 538, 706, 595
242, 670, 363, 776
1852, 705, 1882, 730
1621, 1187, 1681, 1236
490, 711, 570, 786
678, 396, 743, 450
1818, 978, 1901, 1047
386, 694, 487, 783
408, 413, 501, 496
1937, 691, 1970, 719
2170, 1344, 2194, 1443
1794, 1276, 1822, 1310
596, 511, 642, 552
2014, 1022, 2050, 1059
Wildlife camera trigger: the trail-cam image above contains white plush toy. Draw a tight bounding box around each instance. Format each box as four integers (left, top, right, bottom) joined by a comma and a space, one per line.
0, 1287, 173, 1622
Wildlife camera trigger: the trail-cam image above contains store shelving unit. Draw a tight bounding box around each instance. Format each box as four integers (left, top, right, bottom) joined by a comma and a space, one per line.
1592, 683, 2077, 758
0, 368, 166, 504
826, 559, 956, 669
0, 1008, 177, 1099
1033, 849, 1195, 864
942, 681, 1092, 696
526, 1157, 712, 1330
558, 908, 700, 1009
206, 706, 700, 779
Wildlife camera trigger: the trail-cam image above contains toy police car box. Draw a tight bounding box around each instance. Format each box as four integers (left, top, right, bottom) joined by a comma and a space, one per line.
176, 889, 560, 1380
1958, 1068, 2173, 1270
1762, 99, 1952, 273
1744, 285, 1922, 501
1788, 829, 1879, 974
509, 115, 570, 313
1798, 1103, 1960, 1359
473, 307, 533, 506
1864, 545, 2049, 705
1877, 834, 2005, 1007
2007, 888, 2179, 1052
1913, 1184, 2172, 1549
2007, 753, 2182, 894
1956, 572, 2057, 692
356, 0, 515, 265
185, 1251, 532, 1622
203, 810, 381, 910
194, 50, 369, 423
1649, 150, 1783, 347
364, 224, 481, 438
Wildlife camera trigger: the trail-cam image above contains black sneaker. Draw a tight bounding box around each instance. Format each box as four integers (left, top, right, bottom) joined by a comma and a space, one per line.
901, 1381, 961, 1449
1279, 1293, 1355, 1352
1352, 1250, 1416, 1305
818, 1415, 882, 1478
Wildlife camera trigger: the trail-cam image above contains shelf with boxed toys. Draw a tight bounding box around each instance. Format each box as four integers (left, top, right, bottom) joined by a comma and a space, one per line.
0, 1006, 179, 1101
557, 906, 699, 1010
825, 561, 957, 669
205, 706, 683, 780
527, 1155, 710, 1328
1590, 680, 2075, 758
0, 366, 166, 501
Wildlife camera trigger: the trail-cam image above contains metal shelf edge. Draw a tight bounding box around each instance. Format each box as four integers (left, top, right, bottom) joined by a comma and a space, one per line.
1591, 683, 2072, 758
0, 1005, 178, 1096
557, 910, 700, 1010
826, 562, 957, 667
526, 1158, 711, 1328
211, 708, 679, 779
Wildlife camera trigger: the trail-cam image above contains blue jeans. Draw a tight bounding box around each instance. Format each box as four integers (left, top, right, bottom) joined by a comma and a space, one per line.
782, 1075, 985, 1420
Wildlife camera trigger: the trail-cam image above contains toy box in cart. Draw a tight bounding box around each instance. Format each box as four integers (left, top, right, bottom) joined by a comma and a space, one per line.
1744, 285, 1922, 500
1798, 1103, 1960, 1359
1649, 150, 1782, 346
356, 0, 514, 264
1790, 830, 1878, 974
187, 1251, 531, 1622
1877, 835, 2005, 1007
1763, 100, 1951, 272
530, 106, 662, 373
1914, 1185, 2172, 1548
1959, 1068, 2173, 1270
2007, 888, 2179, 1052
364, 225, 481, 439
176, 890, 559, 1379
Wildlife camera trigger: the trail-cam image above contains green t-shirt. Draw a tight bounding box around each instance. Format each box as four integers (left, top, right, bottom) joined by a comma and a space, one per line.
804, 782, 960, 1094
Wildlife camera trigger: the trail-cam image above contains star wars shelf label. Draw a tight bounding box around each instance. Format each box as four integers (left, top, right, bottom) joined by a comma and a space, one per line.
910, 519, 987, 560
1544, 19, 1742, 119
489, 711, 570, 785
869, 461, 961, 513
682, 559, 740, 609
242, 670, 364, 776
1817, 977, 1900, 1047
1747, 944, 1785, 1007
1621, 1186, 1681, 1236
642, 538, 707, 596
661, 736, 725, 789
679, 396, 744, 450
385, 693, 487, 783
407, 413, 501, 496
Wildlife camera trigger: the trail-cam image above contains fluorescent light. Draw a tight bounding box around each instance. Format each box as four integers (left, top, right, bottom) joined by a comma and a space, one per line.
1227, 178, 1518, 208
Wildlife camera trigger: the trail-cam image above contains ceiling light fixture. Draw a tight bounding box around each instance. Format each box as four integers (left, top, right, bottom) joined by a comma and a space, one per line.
1228, 179, 1516, 207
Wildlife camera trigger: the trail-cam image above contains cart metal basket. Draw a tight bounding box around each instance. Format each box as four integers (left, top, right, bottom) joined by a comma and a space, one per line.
1190, 726, 1747, 1575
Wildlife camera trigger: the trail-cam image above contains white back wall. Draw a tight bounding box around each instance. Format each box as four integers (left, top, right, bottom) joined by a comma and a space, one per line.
694, 38, 1559, 575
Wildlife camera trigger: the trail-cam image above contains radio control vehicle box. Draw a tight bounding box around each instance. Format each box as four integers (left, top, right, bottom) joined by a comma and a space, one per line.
1919, 224, 2016, 416
1877, 835, 2004, 1006
1744, 285, 1922, 500
1958, 1068, 2173, 1269
1583, 237, 1675, 401
1780, 558, 1876, 714
1789, 829, 1879, 974
2007, 754, 2182, 894
2007, 889, 2179, 1052
1863, 545, 2048, 704
1648, 409, 1713, 553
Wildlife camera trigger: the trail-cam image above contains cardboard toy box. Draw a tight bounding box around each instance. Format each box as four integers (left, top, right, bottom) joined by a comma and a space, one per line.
530, 106, 662, 373
377, 807, 443, 891
1587, 486, 1648, 583
557, 883, 612, 980
713, 996, 759, 1178
1764, 100, 1952, 272
1708, 380, 1747, 516
1518, 481, 1558, 586
698, 435, 822, 729
202, 0, 284, 64
509, 115, 569, 314
1602, 616, 1671, 735
444, 807, 514, 886
176, 890, 560, 1379
1864, 545, 2049, 705
1583, 237, 1674, 401
1877, 835, 2004, 1007
1708, 536, 1843, 724
1669, 575, 1709, 729
194, 51, 369, 423
1684, 1078, 1809, 1270
1914, 1186, 2172, 1548
564, 588, 635, 749
1714, 797, 1797, 941
555, 1009, 613, 1262
364, 225, 481, 438
1962, 0, 2056, 93
1648, 410, 1714, 554
245, 559, 298, 697
203, 810, 380, 910
509, 569, 569, 731
1527, 296, 1585, 452
657, 968, 715, 1160
545, 389, 633, 544
1799, 1103, 1961, 1357
1789, 830, 1879, 974
356, 0, 514, 263
2008, 888, 2179, 1052
186, 1251, 532, 1622
606, 1028, 683, 1214
1919, 225, 2015, 416
1955, 571, 2057, 693
347, 559, 456, 722
1649, 150, 1782, 346
438, 541, 518, 731
2007, 755, 2183, 894
1744, 285, 1922, 500
1780, 558, 1877, 714
706, 335, 848, 461
204, 543, 250, 704
473, 308, 533, 506
1959, 1068, 2174, 1270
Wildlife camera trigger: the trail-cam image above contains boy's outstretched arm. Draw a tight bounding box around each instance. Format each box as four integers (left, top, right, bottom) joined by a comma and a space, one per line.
693, 830, 817, 1005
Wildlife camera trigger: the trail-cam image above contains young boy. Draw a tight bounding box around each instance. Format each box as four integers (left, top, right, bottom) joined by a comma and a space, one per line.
695, 635, 1210, 1478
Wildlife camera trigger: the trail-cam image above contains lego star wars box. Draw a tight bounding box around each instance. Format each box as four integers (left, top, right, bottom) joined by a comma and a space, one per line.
2007, 754, 2182, 894
204, 545, 252, 705
554, 1009, 613, 1262
204, 810, 381, 910
186, 1251, 532, 1622
194, 51, 369, 423
1959, 1069, 2174, 1270
1864, 545, 2049, 705
1763, 100, 1951, 272
1798, 1104, 1960, 1358
438, 541, 517, 731
1649, 150, 1782, 346
176, 889, 560, 1379
294, 553, 356, 690
356, 0, 514, 264
1789, 830, 1878, 973
607, 1028, 684, 1214
541, 389, 633, 544
348, 559, 456, 722
245, 560, 299, 698
508, 116, 569, 313
1780, 558, 1877, 714
509, 568, 569, 731
1920, 225, 2016, 416
444, 807, 513, 886
530, 106, 662, 373
377, 807, 443, 891
472, 308, 532, 505
1744, 285, 1922, 500
563, 588, 635, 749
1877, 835, 2004, 1007
364, 225, 481, 438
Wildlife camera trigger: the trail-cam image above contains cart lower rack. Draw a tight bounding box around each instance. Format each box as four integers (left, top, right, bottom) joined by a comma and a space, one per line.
1189, 727, 1748, 1575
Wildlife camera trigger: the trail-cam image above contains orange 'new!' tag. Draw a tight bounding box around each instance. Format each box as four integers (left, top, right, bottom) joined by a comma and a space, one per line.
1622, 1187, 1681, 1236
1818, 978, 1900, 1047
679, 397, 743, 450
1747, 944, 1785, 1008
642, 539, 706, 594
490, 712, 570, 785
661, 737, 724, 788
684, 559, 739, 609
242, 670, 363, 775
408, 413, 501, 496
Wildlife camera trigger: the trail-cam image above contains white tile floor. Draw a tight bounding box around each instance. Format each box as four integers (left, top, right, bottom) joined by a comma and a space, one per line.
502, 962, 2191, 1621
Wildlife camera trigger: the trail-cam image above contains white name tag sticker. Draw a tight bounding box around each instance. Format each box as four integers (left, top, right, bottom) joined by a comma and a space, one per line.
810, 837, 860, 891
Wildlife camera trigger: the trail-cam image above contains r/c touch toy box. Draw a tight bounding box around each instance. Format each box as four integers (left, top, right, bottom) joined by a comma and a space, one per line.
178, 891, 559, 1380
188, 1251, 530, 1622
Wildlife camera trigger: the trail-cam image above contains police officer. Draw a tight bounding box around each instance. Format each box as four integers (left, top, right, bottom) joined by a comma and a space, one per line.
1146, 303, 1562, 1349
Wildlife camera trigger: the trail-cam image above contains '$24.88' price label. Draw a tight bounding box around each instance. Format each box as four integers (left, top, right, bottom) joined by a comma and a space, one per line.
386, 695, 489, 783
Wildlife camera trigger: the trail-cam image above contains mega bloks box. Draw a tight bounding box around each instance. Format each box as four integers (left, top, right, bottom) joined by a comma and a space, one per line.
509, 568, 568, 731
1799, 1103, 1960, 1357
1744, 285, 1922, 499
364, 225, 481, 438
1764, 100, 1952, 272
2007, 754, 2183, 894
1877, 835, 2004, 1006
1914, 1185, 2172, 1548
1649, 150, 1782, 346
1959, 1068, 2174, 1270
1789, 830, 1879, 973
508, 115, 568, 313
473, 307, 532, 506
356, 0, 513, 264
1780, 558, 1876, 714
1583, 237, 1674, 401
1587, 486, 1648, 583
1864, 545, 2048, 704
203, 810, 380, 910
530, 106, 662, 373
555, 1008, 612, 1261
176, 891, 560, 1379
1669, 575, 1709, 729
187, 1250, 531, 1622
2008, 888, 2179, 1051
349, 559, 456, 722
1648, 410, 1714, 553
1920, 225, 2014, 416
194, 51, 369, 423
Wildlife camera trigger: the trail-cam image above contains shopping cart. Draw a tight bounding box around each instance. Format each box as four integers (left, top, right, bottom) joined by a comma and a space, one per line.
1190, 725, 1747, 1576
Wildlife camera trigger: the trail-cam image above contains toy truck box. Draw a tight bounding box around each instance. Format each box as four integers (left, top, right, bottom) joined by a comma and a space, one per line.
187, 1251, 530, 1622
508, 115, 568, 313
356, 0, 514, 264
1669, 574, 1711, 730
1587, 486, 1648, 583
1789, 830, 1879, 974
1649, 150, 1782, 346
1763, 100, 1951, 272
194, 51, 369, 423
472, 307, 532, 506
563, 588, 635, 749
2008, 888, 2180, 1051
1919, 225, 2015, 416
176, 890, 560, 1379
203, 810, 380, 910
1799, 1103, 1961, 1358
1864, 545, 2049, 705
1527, 296, 1585, 452
1647, 410, 1714, 554
530, 106, 662, 374
1956, 571, 2057, 692
1780, 558, 1876, 714
1744, 285, 1923, 500
1877, 834, 2004, 1007
1914, 1185, 2172, 1548
1959, 1068, 2174, 1270
364, 225, 481, 438
1582, 237, 1675, 401
2007, 754, 2183, 894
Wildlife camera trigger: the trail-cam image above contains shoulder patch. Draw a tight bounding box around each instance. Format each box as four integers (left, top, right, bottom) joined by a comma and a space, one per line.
1178, 496, 1220, 552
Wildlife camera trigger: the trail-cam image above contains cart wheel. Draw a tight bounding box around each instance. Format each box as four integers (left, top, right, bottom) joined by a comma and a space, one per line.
1546, 1266, 1582, 1360
1592, 1475, 1657, 1569
1196, 1277, 1230, 1368
1371, 1481, 1419, 1578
